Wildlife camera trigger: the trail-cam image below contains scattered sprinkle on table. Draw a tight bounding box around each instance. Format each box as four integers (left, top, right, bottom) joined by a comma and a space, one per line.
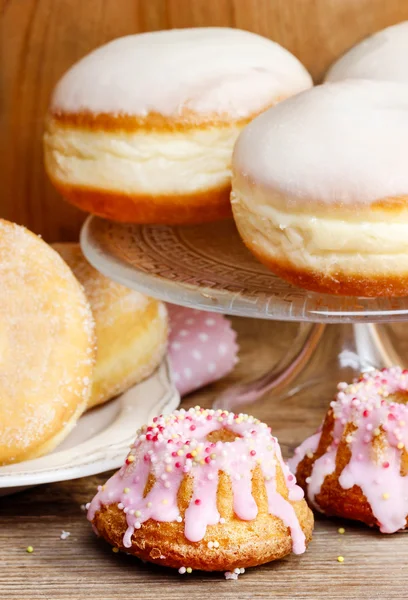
337, 556, 345, 563
26, 546, 34, 553
60, 530, 71, 540
112, 547, 119, 553
338, 527, 345, 534
225, 568, 245, 580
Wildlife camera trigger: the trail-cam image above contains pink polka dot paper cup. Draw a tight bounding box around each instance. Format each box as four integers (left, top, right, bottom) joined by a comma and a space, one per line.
167, 305, 239, 397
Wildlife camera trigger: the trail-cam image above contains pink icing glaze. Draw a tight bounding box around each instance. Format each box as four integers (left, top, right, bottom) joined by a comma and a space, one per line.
288, 431, 322, 474
167, 305, 239, 397
290, 367, 408, 533
88, 407, 306, 553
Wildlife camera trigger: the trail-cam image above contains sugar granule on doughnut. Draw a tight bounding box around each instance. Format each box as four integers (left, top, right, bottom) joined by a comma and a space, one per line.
326, 21, 408, 84
232, 79, 408, 297
53, 243, 168, 408
87, 407, 313, 572
289, 367, 408, 532
0, 221, 95, 465
44, 27, 312, 225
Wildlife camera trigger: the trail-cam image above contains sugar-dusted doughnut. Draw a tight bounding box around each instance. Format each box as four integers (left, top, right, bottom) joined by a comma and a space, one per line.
326, 21, 408, 84
87, 407, 313, 572
0, 221, 95, 465
44, 28, 312, 225
232, 79, 408, 297
53, 243, 168, 409
290, 367, 408, 533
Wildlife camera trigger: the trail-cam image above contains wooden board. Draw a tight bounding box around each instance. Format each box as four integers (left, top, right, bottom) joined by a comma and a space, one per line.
1, 318, 408, 599
3, 0, 408, 241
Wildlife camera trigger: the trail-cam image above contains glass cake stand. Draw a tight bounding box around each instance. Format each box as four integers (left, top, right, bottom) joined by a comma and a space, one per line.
80, 217, 408, 413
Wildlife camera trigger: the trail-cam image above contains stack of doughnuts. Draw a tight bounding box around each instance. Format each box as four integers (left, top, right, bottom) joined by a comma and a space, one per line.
1, 223, 243, 466
0, 222, 171, 466
44, 28, 312, 224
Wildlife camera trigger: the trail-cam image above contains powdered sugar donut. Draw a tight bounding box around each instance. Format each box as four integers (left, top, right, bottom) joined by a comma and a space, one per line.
232, 79, 408, 296
0, 221, 95, 465
54, 243, 168, 408
88, 407, 313, 571
326, 21, 408, 84
44, 28, 312, 225
290, 367, 408, 533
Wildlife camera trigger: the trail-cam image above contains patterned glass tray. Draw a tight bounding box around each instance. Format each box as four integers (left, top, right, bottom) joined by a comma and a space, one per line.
81, 217, 408, 324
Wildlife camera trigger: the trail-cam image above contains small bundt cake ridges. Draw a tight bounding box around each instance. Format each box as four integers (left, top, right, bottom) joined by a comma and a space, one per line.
290, 367, 408, 533
88, 407, 311, 568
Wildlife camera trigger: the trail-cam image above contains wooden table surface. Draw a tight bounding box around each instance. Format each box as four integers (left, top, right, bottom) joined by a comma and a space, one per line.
1, 319, 408, 600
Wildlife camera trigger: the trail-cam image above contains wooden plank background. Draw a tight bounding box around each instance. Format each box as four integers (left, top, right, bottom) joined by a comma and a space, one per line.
3, 0, 408, 242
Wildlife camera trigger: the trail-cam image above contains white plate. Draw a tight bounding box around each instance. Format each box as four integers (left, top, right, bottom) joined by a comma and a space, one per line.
0, 359, 179, 495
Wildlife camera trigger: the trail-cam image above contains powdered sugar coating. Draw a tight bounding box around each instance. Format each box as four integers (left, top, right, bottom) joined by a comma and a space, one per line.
289, 367, 408, 533
88, 407, 306, 553
54, 243, 151, 324
0, 221, 95, 464
50, 28, 312, 120
53, 243, 167, 409
326, 21, 408, 84
233, 79, 408, 206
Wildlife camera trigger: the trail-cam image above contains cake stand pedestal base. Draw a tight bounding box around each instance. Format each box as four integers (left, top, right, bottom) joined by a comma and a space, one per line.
213, 323, 403, 411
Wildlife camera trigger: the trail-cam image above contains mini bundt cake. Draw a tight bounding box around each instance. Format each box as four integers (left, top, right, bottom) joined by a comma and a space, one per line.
289, 367, 408, 533
88, 407, 313, 572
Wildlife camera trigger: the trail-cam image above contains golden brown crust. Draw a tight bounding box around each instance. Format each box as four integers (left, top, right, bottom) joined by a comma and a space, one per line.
49, 101, 282, 132
233, 185, 408, 216
92, 466, 313, 571
242, 239, 408, 297
50, 178, 233, 224
371, 196, 408, 212
52, 243, 168, 408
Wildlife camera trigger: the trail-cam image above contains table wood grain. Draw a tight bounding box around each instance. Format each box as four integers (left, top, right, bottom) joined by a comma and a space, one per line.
4, 0, 408, 241
1, 319, 408, 599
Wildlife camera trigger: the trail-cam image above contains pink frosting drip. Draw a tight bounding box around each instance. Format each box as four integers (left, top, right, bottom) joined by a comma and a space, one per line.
290, 367, 408, 533
88, 407, 306, 553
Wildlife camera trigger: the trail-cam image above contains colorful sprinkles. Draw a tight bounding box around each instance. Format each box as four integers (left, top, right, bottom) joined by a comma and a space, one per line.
87, 407, 306, 556
290, 367, 408, 534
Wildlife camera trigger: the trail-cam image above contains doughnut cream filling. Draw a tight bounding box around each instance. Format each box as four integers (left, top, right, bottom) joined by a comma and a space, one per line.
44, 121, 242, 195
231, 188, 408, 274
289, 367, 408, 533
88, 407, 306, 553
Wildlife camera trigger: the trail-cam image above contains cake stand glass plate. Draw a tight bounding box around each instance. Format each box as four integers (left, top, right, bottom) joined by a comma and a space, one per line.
81, 217, 408, 412
0, 360, 179, 496
81, 217, 408, 323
